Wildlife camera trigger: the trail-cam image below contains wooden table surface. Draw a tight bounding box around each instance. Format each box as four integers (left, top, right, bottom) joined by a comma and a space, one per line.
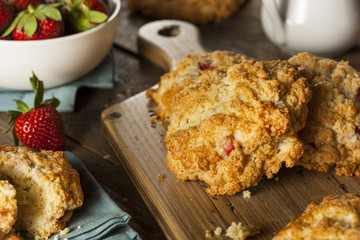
1, 0, 360, 239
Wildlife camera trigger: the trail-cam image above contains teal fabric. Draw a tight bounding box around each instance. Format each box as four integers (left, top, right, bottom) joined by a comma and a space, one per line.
0, 49, 116, 113
28, 152, 141, 240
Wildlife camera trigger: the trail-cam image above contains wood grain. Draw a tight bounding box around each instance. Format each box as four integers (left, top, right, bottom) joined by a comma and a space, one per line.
101, 87, 360, 239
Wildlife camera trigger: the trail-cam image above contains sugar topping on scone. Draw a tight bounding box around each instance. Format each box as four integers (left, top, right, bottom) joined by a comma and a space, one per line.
2, 229, 22, 240
0, 145, 84, 240
288, 52, 360, 176
273, 193, 360, 239
0, 180, 17, 240
149, 52, 312, 195
147, 50, 254, 123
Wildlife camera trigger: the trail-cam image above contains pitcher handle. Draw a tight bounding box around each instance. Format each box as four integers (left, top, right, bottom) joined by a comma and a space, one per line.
261, 0, 285, 45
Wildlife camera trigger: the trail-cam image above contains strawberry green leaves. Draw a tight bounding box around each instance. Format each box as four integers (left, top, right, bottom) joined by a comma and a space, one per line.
88, 9, 107, 23
2, 3, 63, 38
62, 0, 108, 32
6, 72, 65, 151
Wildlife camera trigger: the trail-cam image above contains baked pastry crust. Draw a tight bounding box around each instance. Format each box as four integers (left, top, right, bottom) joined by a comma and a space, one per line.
0, 180, 17, 240
147, 50, 253, 123
273, 193, 360, 239
2, 229, 22, 240
288, 52, 360, 176
0, 145, 83, 240
148, 52, 312, 195
127, 0, 247, 24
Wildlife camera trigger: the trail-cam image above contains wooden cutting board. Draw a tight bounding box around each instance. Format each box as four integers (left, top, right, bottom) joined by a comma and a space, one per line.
101, 20, 360, 240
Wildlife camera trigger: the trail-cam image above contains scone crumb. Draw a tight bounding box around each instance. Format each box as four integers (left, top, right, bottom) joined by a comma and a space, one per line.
77, 225, 82, 230
158, 174, 165, 181
214, 227, 222, 236
225, 222, 259, 240
60, 227, 71, 235
205, 229, 212, 237
53, 235, 59, 240
242, 190, 251, 198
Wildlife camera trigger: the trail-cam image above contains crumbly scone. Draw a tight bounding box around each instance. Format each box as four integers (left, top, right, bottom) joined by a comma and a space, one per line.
2, 229, 22, 240
127, 0, 247, 24
147, 50, 254, 122
288, 52, 360, 175
225, 222, 259, 240
149, 54, 312, 195
0, 180, 17, 240
273, 193, 360, 239
0, 145, 84, 240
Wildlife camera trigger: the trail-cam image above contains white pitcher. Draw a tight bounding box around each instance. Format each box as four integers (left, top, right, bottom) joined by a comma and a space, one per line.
261, 0, 360, 56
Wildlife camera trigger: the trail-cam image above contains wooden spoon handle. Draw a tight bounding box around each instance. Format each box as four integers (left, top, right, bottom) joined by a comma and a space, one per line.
137, 20, 205, 72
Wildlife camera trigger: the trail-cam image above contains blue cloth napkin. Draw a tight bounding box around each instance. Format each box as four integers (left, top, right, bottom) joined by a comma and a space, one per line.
0, 49, 116, 113
32, 152, 141, 240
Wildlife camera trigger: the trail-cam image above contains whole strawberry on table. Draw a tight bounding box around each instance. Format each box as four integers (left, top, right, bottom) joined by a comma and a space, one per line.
6, 73, 66, 151
0, 0, 108, 40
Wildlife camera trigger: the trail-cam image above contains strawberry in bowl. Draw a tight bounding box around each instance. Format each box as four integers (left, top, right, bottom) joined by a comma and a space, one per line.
0, 0, 15, 34
3, 4, 65, 40
0, 0, 121, 90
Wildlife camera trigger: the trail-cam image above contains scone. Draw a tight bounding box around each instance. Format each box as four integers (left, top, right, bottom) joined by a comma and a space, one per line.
288, 52, 360, 175
147, 50, 254, 122
0, 145, 84, 240
148, 53, 312, 195
273, 193, 360, 239
127, 0, 247, 24
0, 180, 17, 240
2, 229, 22, 240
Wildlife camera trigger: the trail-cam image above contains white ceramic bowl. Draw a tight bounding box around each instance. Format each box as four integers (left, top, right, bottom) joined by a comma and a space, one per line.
0, 0, 121, 90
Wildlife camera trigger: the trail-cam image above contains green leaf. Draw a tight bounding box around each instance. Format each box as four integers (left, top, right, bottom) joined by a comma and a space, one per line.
42, 7, 62, 21
23, 14, 38, 38
34, 11, 46, 20
30, 73, 44, 108
12, 129, 19, 146
88, 11, 108, 23
41, 3, 62, 9
3, 110, 22, 134
42, 97, 60, 108
73, 0, 84, 7
14, 100, 30, 113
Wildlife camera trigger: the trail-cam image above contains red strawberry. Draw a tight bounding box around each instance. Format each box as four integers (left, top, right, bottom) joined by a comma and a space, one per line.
8, 0, 42, 12
13, 17, 64, 40
0, 0, 15, 34
2, 4, 64, 40
223, 139, 234, 155
82, 0, 108, 14
7, 73, 65, 151
62, 0, 108, 32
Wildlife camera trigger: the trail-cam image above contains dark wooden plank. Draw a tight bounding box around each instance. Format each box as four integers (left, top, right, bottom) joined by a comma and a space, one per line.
100, 87, 360, 240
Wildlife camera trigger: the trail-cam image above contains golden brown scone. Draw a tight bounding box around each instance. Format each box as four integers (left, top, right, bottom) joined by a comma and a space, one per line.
127, 0, 247, 24
288, 52, 360, 176
147, 50, 254, 122
273, 193, 360, 240
0, 145, 84, 240
0, 180, 17, 240
149, 52, 312, 195
2, 229, 22, 240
